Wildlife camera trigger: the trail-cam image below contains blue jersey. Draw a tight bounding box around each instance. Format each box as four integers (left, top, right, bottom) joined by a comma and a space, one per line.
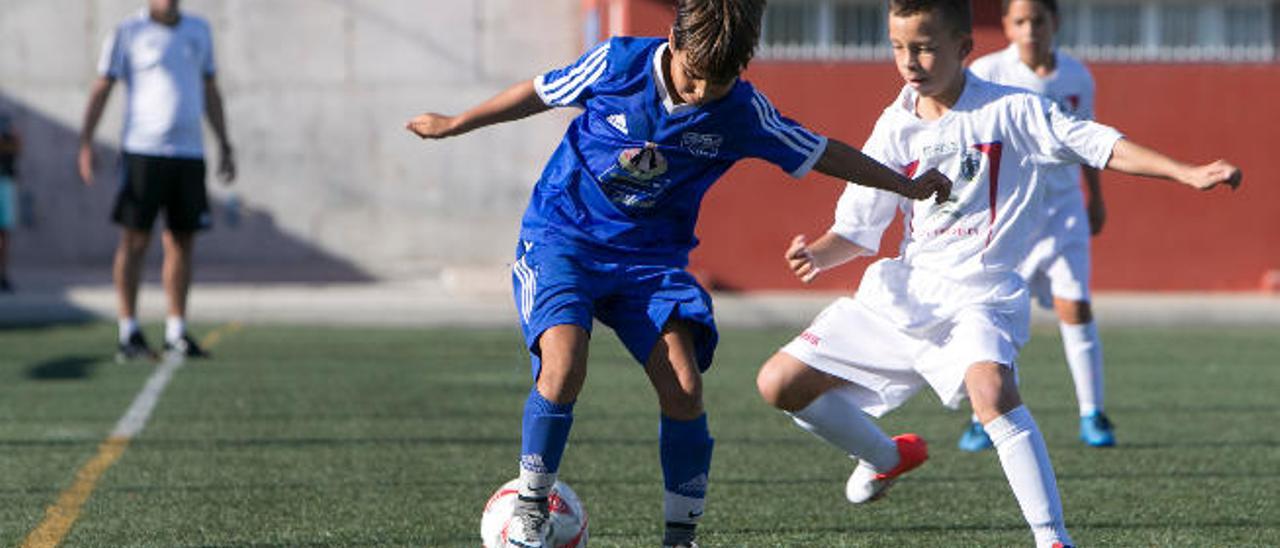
523, 37, 828, 265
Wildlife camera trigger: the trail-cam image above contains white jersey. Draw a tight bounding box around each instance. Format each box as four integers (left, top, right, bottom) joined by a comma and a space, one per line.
969, 44, 1096, 194
98, 10, 216, 158
831, 74, 1121, 331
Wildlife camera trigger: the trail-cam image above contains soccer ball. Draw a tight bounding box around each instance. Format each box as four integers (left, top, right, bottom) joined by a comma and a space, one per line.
481, 478, 589, 547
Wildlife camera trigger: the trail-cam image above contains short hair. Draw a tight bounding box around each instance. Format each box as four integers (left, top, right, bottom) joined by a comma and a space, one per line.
1001, 0, 1059, 16
888, 0, 973, 36
671, 0, 765, 83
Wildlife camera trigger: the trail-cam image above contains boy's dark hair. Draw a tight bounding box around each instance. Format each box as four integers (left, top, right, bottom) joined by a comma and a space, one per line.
671, 0, 765, 83
1001, 0, 1059, 16
889, 0, 973, 36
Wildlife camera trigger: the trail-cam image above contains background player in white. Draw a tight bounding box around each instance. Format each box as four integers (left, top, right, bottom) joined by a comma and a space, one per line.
79, 0, 235, 361
754, 1, 1241, 546
961, 0, 1113, 451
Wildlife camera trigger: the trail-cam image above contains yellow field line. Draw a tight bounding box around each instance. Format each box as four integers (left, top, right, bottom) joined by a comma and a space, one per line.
201, 321, 243, 350
20, 437, 129, 548
21, 321, 241, 548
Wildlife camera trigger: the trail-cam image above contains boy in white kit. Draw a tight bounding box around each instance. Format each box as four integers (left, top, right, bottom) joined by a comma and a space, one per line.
753, 1, 1241, 547
961, 0, 1114, 451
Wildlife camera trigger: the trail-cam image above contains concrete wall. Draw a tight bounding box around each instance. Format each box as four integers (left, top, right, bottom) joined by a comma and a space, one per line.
0, 0, 582, 282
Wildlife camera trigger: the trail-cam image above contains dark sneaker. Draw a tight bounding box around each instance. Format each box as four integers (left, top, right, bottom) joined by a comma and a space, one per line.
164, 333, 210, 359
663, 521, 698, 548
116, 331, 159, 363
0, 278, 12, 293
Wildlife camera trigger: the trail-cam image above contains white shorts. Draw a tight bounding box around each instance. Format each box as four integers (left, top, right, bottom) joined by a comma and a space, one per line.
1018, 185, 1092, 309
781, 296, 1023, 418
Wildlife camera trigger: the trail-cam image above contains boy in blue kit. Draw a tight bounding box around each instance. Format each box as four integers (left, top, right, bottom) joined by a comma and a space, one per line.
407, 1, 949, 546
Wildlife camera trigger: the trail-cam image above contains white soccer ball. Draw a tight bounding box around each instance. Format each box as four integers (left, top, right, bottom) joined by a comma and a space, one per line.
481, 478, 589, 547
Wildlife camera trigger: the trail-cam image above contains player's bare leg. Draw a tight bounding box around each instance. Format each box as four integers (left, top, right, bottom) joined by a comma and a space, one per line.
510, 324, 588, 548
161, 230, 206, 357
757, 353, 926, 504
644, 320, 712, 548
1053, 297, 1113, 447
966, 361, 1072, 548
162, 230, 194, 322
114, 228, 157, 361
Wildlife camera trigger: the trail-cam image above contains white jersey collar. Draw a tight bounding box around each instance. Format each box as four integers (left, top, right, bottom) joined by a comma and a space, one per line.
652, 42, 699, 116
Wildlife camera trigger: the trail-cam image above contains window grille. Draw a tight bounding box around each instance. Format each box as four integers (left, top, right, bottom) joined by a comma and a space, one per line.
756, 0, 1277, 63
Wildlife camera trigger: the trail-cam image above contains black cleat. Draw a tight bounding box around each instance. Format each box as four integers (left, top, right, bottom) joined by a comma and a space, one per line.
0, 277, 12, 293
116, 331, 159, 363
164, 333, 210, 359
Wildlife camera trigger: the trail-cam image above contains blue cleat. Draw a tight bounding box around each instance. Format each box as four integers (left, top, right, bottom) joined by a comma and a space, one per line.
1079, 411, 1116, 447
957, 420, 993, 452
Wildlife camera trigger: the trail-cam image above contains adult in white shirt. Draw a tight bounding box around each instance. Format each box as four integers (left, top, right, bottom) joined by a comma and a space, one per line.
78, 0, 235, 361
962, 0, 1115, 451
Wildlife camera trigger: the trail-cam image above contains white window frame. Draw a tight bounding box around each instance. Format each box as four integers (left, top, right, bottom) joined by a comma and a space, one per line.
1061, 0, 1277, 63
757, 0, 891, 61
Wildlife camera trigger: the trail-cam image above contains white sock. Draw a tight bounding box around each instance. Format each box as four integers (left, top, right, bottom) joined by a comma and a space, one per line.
789, 386, 899, 472
118, 318, 139, 343
1060, 321, 1104, 416
518, 467, 556, 499
985, 406, 1072, 548
165, 316, 186, 344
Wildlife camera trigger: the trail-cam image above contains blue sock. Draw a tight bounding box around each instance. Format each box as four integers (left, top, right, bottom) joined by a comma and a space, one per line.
660, 413, 714, 524
519, 386, 574, 496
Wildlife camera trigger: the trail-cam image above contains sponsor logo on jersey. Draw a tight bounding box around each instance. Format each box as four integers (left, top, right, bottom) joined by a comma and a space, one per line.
921, 141, 961, 160
617, 142, 667, 181
681, 132, 723, 158
600, 142, 669, 211
800, 331, 822, 346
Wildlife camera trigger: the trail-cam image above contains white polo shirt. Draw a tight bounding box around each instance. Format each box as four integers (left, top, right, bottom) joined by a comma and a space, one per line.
98, 10, 216, 159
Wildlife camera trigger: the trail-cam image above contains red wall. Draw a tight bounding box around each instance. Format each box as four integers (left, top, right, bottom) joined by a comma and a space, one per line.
589, 0, 1280, 292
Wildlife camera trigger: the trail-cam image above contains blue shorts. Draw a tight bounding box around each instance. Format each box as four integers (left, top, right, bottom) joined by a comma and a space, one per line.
511, 239, 718, 381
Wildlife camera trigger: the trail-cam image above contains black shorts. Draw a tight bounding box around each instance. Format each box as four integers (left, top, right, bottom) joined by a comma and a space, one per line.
112, 153, 211, 232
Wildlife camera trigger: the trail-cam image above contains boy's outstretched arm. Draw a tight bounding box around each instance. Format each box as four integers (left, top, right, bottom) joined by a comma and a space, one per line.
406, 80, 550, 140
1105, 139, 1242, 191
785, 233, 873, 283
814, 139, 952, 202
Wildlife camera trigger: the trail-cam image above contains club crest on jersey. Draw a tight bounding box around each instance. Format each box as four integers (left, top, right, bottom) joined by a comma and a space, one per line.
959, 150, 983, 183
682, 132, 723, 158
618, 142, 668, 181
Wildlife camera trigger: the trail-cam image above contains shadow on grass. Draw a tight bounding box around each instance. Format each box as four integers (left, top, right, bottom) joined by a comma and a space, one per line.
25, 354, 101, 380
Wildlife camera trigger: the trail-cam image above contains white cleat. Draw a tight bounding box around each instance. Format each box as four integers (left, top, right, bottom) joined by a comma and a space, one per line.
504, 509, 550, 548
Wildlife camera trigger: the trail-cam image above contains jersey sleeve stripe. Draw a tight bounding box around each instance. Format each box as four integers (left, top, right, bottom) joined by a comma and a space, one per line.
752, 90, 822, 149
749, 94, 816, 157
537, 45, 611, 105
542, 45, 610, 93
545, 58, 609, 105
